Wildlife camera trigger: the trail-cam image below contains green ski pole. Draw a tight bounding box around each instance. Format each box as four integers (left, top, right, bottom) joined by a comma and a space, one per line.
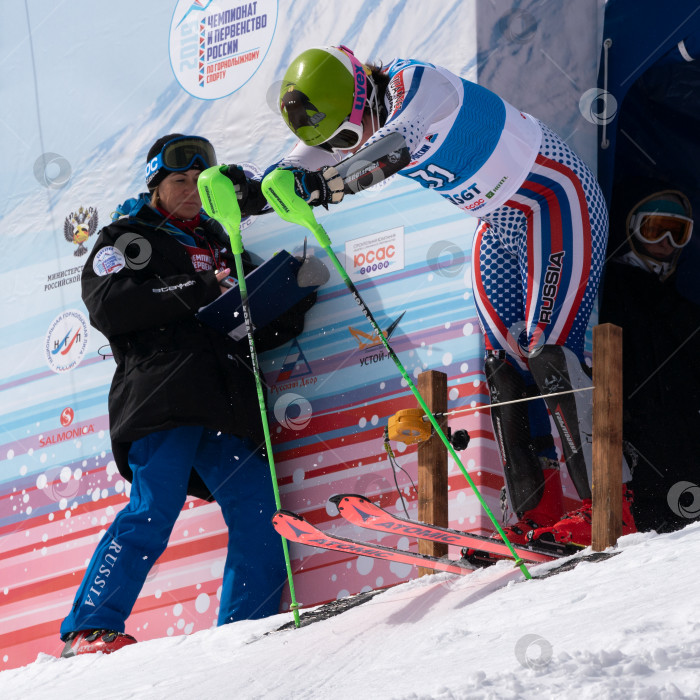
197, 166, 302, 625
261, 168, 532, 580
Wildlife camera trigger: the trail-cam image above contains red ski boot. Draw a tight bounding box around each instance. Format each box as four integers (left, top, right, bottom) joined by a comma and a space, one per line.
529, 485, 637, 548
462, 467, 564, 565
61, 629, 137, 658
497, 466, 565, 545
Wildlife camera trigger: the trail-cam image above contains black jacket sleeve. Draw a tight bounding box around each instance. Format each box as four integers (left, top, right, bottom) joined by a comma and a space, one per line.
82, 223, 221, 339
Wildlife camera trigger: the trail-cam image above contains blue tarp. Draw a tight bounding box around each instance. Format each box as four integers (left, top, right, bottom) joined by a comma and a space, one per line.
598, 0, 700, 302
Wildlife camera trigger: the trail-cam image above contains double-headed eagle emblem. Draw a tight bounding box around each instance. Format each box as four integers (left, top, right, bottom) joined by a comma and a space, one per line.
64, 206, 98, 256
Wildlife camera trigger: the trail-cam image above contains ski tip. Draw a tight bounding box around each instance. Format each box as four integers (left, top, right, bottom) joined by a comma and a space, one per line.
272, 509, 303, 522
329, 494, 370, 506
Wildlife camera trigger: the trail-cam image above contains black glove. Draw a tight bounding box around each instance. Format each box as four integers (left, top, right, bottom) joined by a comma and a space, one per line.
287, 166, 344, 208
221, 165, 267, 217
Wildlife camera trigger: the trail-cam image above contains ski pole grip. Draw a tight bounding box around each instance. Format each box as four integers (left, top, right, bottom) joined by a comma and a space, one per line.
197, 166, 244, 254
261, 169, 331, 248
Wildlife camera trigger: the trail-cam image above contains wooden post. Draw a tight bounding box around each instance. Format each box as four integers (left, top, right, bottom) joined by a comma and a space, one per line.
592, 324, 623, 551
416, 370, 449, 576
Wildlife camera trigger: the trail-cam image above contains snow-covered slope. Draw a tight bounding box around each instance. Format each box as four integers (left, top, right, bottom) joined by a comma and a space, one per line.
2, 523, 699, 699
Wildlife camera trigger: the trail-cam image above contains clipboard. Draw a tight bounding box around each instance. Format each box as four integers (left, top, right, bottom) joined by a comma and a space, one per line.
196, 250, 311, 340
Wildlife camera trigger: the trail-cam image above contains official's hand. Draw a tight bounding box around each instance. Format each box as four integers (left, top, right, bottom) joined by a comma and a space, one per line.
216, 267, 232, 295
288, 166, 344, 208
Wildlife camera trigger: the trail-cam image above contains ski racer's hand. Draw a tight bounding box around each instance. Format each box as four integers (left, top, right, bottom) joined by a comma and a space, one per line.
286, 166, 344, 208
220, 165, 267, 216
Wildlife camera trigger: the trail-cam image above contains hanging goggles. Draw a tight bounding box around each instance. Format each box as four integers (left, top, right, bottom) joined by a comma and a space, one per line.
145, 136, 217, 185
321, 46, 378, 153
629, 211, 693, 249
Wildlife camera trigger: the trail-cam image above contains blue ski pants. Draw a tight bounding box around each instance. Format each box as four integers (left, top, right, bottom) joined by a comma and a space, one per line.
60, 426, 284, 639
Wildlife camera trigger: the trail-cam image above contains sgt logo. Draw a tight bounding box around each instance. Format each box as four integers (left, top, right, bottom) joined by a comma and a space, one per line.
84, 540, 123, 607
538, 251, 565, 324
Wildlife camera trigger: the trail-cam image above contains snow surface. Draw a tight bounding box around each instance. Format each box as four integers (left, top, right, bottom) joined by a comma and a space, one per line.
2, 524, 700, 699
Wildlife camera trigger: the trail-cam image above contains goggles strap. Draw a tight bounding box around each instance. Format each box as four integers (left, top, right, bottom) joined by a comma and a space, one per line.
336, 45, 368, 126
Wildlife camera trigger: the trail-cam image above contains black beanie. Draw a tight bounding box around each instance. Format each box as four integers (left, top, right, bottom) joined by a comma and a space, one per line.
146, 133, 184, 191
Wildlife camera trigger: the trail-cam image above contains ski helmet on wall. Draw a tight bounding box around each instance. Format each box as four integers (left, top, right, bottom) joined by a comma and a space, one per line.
279, 46, 370, 150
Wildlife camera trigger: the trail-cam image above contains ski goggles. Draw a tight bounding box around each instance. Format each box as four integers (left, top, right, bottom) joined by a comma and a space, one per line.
321, 46, 373, 152
145, 136, 217, 185
629, 211, 693, 248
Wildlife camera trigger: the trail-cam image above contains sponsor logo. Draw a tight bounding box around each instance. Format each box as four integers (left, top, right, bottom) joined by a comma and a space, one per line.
409, 144, 431, 165
153, 280, 197, 293
462, 198, 486, 211
485, 175, 508, 199
538, 251, 565, 324
93, 246, 125, 276
552, 404, 579, 455
44, 310, 89, 373
354, 244, 395, 273
445, 182, 482, 206
408, 134, 438, 165
349, 312, 404, 368
145, 154, 163, 181
345, 227, 405, 281
39, 407, 97, 448
387, 73, 406, 116
60, 407, 74, 427
272, 339, 316, 394
39, 423, 95, 448
353, 63, 367, 111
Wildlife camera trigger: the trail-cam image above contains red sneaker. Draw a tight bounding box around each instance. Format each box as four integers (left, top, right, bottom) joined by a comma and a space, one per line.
529, 486, 637, 548
61, 629, 137, 658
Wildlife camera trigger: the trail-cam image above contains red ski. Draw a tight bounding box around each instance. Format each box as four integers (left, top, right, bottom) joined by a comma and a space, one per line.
330, 494, 564, 563
272, 510, 475, 576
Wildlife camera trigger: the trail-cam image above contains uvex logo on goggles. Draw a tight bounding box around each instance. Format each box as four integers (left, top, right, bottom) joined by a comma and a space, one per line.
353, 63, 367, 114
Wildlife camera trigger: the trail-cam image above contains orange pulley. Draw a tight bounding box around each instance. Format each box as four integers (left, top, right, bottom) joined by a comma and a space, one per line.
387, 408, 432, 445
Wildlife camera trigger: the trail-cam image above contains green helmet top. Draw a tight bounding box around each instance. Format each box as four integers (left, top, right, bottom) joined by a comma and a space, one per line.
279, 46, 363, 147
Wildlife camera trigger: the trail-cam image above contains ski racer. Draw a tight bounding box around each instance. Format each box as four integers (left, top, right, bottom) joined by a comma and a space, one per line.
60, 134, 318, 657
233, 45, 636, 548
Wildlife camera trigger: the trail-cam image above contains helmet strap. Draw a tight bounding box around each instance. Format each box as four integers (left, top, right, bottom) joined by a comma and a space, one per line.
366, 71, 390, 134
